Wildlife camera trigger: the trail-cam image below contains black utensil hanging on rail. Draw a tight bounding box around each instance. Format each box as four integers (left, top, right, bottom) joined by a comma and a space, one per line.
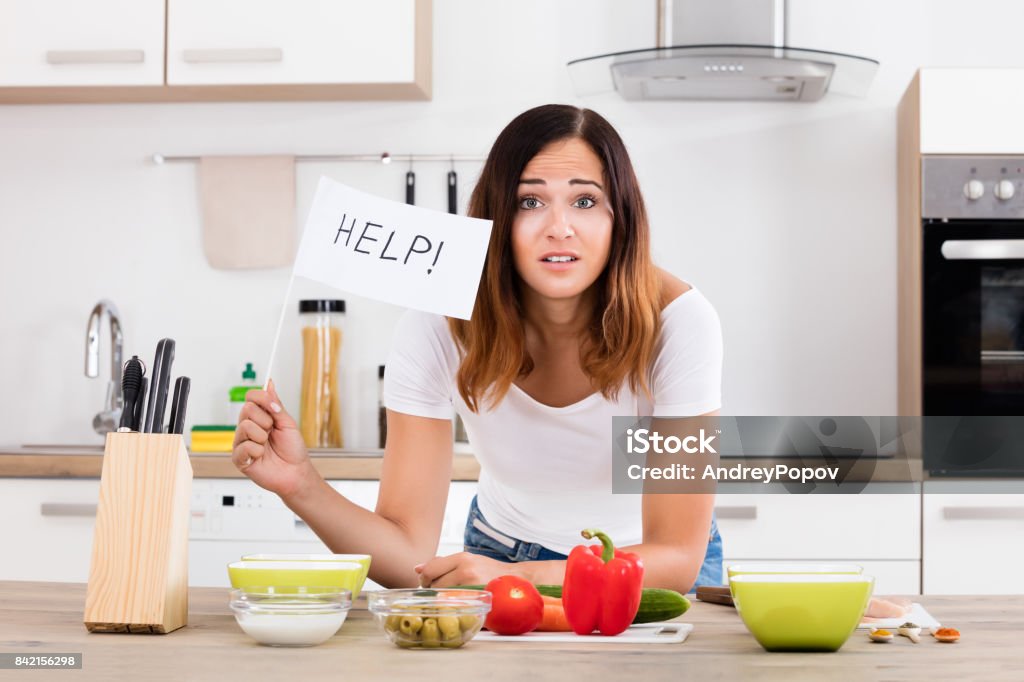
405, 170, 415, 205
447, 169, 457, 214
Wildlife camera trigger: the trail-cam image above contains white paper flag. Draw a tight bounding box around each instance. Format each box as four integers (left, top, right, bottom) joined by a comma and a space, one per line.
293, 176, 493, 319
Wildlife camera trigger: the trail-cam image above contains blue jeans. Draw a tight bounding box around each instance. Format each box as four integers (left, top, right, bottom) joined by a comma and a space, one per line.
463, 496, 724, 590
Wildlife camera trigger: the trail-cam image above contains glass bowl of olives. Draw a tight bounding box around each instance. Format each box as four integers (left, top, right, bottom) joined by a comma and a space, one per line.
367, 589, 492, 649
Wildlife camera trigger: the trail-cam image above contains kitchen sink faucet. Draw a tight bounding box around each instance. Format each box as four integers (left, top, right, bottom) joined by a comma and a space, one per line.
85, 299, 123, 435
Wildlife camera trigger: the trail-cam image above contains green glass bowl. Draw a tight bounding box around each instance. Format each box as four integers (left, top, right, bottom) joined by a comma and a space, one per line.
240, 554, 372, 599
228, 560, 365, 598
730, 574, 874, 652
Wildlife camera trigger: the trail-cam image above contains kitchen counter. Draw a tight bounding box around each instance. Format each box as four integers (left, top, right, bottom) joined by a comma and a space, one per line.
0, 581, 1015, 680
1, 445, 921, 483
0, 446, 481, 481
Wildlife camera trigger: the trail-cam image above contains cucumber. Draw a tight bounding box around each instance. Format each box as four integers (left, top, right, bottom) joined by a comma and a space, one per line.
454, 585, 690, 624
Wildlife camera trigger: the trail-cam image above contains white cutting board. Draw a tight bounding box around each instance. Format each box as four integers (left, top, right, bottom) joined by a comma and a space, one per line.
475, 622, 692, 644
857, 603, 940, 630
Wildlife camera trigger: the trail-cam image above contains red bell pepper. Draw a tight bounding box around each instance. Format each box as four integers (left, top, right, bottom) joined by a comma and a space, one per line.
561, 528, 644, 636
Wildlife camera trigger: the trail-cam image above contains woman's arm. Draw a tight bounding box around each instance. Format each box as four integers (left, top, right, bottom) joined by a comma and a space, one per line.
623, 411, 719, 593
417, 414, 716, 593
286, 410, 455, 588
417, 493, 712, 593
235, 385, 454, 588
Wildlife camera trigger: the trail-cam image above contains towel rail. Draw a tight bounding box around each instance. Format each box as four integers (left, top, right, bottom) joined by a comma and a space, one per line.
151, 153, 487, 165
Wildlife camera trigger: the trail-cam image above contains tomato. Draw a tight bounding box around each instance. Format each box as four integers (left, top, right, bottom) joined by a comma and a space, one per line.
483, 575, 544, 635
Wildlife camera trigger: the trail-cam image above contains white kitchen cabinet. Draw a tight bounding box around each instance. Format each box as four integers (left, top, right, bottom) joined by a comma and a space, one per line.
1, 475, 927, 595
0, 476, 475, 587
716, 483, 921, 594
166, 0, 416, 86
923, 482, 1024, 595
0, 0, 164, 86
918, 69, 1024, 154
0, 478, 100, 582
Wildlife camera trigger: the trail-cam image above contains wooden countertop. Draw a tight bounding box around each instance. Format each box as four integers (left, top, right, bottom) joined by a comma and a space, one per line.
0, 581, 1015, 680
2, 445, 920, 483
0, 447, 481, 481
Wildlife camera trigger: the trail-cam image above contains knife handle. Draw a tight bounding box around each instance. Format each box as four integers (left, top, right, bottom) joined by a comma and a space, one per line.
142, 338, 175, 433
132, 377, 147, 432
696, 585, 734, 606
118, 356, 144, 431
168, 376, 190, 435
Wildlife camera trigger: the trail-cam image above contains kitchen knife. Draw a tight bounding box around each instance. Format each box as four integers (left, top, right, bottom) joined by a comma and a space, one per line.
141, 338, 175, 433
167, 376, 190, 435
447, 170, 457, 214
117, 356, 145, 432
132, 376, 148, 432
405, 170, 415, 205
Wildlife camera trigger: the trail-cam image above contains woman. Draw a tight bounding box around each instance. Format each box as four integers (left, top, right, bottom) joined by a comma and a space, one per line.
233, 104, 723, 593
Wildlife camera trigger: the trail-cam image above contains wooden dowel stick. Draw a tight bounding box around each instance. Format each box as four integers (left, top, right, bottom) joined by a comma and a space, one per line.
263, 271, 297, 391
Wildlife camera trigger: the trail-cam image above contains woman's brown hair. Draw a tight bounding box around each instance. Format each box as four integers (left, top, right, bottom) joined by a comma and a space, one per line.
449, 104, 662, 412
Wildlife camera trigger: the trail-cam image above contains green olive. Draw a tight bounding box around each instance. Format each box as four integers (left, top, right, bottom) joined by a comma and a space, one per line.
440, 635, 464, 649
437, 616, 461, 640
420, 618, 440, 648
385, 615, 402, 632
399, 615, 423, 636
395, 636, 419, 648
458, 615, 479, 632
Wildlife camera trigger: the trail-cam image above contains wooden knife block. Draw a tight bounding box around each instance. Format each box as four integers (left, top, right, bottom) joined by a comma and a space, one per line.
84, 432, 193, 634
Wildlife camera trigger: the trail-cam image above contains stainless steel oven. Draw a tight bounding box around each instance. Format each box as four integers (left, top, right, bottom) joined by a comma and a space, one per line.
922, 156, 1024, 474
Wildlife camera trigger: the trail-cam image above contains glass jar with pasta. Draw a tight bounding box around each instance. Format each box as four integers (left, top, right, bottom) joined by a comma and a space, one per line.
298, 299, 345, 449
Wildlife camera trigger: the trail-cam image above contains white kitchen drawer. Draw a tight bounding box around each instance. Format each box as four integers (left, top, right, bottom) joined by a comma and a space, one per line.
923, 483, 1024, 595
0, 0, 164, 86
715, 484, 921, 561
722, 558, 920, 595
0, 478, 100, 582
167, 0, 415, 85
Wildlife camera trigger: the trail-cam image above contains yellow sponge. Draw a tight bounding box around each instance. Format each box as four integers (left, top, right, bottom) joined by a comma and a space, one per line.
190, 425, 236, 453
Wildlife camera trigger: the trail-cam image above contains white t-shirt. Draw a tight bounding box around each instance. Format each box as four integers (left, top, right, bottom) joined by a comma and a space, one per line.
383, 287, 723, 555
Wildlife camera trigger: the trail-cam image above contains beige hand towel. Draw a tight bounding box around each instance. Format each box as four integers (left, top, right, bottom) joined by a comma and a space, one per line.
199, 155, 296, 269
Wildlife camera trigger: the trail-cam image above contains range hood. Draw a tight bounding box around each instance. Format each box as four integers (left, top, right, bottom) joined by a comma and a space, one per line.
567, 0, 878, 102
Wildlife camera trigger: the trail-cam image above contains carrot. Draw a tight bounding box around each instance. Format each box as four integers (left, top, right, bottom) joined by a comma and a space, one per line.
535, 595, 572, 632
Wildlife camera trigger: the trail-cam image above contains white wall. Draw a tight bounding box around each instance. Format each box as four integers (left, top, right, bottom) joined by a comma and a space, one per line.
0, 0, 1020, 447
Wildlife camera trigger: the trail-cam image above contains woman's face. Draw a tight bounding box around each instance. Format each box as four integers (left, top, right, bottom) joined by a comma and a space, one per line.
511, 137, 614, 304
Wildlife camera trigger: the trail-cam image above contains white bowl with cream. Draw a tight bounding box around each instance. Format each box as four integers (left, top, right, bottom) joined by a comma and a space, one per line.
229, 587, 351, 647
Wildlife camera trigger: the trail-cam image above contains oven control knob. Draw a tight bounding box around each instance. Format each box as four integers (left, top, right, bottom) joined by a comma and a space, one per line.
963, 179, 985, 201
995, 179, 1016, 201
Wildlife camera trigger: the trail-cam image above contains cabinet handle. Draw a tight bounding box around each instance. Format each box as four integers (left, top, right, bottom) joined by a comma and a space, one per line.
942, 506, 1024, 520
46, 50, 145, 65
182, 48, 284, 64
714, 506, 757, 520
40, 503, 97, 517
294, 518, 309, 529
